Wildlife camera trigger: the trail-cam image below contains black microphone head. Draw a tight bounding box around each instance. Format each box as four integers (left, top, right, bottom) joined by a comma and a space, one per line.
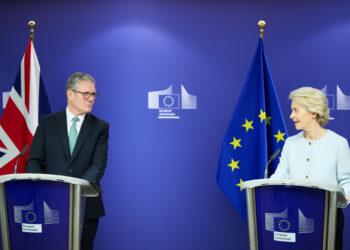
14, 144, 29, 174
275, 147, 281, 155
19, 144, 29, 156
270, 148, 281, 161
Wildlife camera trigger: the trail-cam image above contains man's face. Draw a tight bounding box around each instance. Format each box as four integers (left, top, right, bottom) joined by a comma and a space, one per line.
67, 80, 96, 116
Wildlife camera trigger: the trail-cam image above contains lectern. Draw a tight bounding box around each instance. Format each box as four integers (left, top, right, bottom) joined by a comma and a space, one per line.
242, 179, 347, 250
0, 174, 99, 250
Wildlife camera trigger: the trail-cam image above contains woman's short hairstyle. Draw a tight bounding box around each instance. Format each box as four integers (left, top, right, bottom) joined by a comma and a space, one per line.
289, 87, 329, 127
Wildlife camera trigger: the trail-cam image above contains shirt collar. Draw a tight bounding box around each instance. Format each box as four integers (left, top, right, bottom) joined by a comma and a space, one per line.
66, 107, 86, 122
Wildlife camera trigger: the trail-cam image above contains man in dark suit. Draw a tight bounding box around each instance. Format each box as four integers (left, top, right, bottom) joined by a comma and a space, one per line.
26, 72, 109, 250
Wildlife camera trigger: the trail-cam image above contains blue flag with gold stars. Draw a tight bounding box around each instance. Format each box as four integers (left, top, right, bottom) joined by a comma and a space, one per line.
217, 38, 288, 223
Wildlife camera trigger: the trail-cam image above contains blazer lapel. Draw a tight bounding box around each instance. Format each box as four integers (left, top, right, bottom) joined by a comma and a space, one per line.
70, 114, 92, 161
57, 111, 71, 161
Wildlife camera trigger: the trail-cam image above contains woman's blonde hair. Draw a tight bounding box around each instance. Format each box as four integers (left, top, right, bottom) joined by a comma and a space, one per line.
289, 87, 329, 127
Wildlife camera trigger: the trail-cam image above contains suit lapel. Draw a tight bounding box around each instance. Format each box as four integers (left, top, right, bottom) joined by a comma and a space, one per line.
57, 111, 71, 161
70, 114, 92, 161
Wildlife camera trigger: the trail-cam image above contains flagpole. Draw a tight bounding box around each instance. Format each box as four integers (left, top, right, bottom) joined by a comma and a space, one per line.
258, 20, 266, 40
28, 20, 36, 44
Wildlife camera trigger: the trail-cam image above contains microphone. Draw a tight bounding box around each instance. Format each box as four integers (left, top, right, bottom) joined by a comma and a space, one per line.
14, 144, 29, 174
264, 148, 281, 179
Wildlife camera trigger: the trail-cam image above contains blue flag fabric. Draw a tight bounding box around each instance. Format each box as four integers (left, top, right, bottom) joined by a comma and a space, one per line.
217, 38, 288, 223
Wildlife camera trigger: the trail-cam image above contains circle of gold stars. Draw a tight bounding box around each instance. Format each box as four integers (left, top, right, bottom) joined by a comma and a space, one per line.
25, 211, 37, 223
278, 219, 290, 231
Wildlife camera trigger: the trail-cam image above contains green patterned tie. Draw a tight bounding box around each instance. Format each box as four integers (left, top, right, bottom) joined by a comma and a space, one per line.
69, 117, 79, 155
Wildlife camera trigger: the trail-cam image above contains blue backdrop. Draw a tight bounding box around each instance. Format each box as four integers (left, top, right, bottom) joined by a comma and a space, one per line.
1, 1, 350, 249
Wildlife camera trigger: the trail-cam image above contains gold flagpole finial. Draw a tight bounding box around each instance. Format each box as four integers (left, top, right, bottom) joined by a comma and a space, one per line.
28, 21, 36, 43
258, 20, 266, 40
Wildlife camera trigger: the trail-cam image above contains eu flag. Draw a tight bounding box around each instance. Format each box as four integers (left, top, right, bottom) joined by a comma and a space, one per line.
217, 38, 288, 223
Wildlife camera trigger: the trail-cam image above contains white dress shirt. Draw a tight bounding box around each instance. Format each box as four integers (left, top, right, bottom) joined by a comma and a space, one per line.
66, 107, 86, 135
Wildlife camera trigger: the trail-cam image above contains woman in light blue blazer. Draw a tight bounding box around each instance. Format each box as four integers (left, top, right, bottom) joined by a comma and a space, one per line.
271, 87, 350, 250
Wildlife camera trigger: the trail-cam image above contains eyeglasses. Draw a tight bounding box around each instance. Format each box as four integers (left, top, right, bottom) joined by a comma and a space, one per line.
72, 90, 99, 100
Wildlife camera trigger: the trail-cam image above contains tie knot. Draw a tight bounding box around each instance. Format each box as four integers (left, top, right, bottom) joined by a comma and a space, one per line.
72, 117, 79, 124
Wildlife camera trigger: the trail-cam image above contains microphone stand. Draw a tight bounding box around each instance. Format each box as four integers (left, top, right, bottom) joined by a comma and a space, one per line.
264, 148, 281, 179
14, 144, 29, 174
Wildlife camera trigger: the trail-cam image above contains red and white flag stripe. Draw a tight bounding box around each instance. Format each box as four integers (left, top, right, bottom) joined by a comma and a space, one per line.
0, 40, 51, 174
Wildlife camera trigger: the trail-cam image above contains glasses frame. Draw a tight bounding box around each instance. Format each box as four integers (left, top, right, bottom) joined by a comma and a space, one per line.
72, 90, 99, 100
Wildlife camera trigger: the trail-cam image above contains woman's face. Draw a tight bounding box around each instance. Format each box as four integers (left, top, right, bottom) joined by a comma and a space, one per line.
290, 101, 316, 131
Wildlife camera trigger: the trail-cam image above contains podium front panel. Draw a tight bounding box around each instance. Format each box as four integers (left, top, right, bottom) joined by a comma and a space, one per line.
255, 185, 326, 250
5, 180, 70, 250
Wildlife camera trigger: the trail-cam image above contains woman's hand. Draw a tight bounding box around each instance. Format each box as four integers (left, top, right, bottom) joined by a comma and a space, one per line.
346, 195, 349, 201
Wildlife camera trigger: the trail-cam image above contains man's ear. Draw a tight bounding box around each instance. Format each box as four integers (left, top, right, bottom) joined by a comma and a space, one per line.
67, 90, 73, 100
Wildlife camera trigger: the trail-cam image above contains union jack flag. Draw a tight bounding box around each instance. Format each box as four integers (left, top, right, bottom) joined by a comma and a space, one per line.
0, 40, 51, 175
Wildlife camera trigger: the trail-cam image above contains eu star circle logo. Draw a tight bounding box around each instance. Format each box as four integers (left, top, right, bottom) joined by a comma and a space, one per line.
25, 211, 37, 223
278, 219, 291, 232
162, 95, 175, 108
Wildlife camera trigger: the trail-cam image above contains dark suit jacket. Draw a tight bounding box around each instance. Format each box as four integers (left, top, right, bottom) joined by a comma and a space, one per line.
26, 110, 109, 219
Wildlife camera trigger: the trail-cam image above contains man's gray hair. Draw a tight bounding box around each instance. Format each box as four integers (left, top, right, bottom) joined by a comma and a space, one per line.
66, 72, 95, 91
